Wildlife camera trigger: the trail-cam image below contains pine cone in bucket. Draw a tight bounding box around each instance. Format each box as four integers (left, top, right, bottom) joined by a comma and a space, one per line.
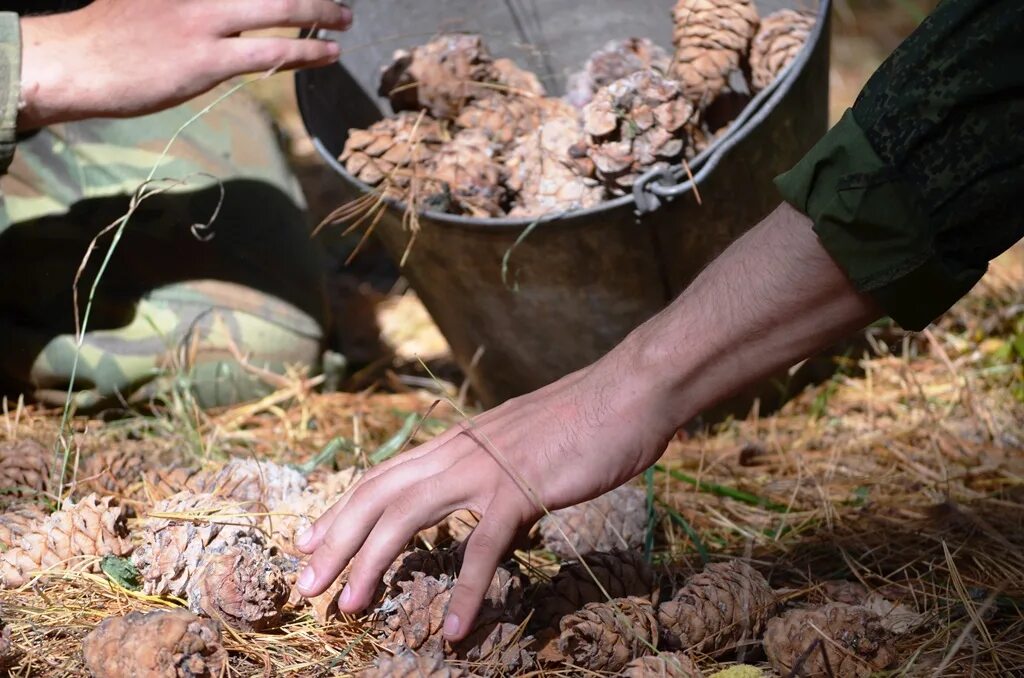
749, 9, 816, 91
341, 112, 446, 195
426, 129, 508, 217
671, 0, 760, 106
455, 95, 577, 156
577, 69, 698, 194
566, 38, 673, 108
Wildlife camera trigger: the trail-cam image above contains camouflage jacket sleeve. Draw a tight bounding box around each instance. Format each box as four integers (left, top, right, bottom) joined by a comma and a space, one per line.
775, 0, 1024, 331
0, 12, 19, 175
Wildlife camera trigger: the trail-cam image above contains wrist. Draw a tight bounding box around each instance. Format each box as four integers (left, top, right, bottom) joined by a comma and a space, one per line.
18, 13, 82, 129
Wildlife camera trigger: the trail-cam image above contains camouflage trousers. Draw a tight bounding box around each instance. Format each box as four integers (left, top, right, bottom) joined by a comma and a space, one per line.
0, 86, 329, 411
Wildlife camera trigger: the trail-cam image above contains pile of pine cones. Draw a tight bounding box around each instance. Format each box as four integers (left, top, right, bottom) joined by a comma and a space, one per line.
341, 1, 815, 219
0, 436, 911, 677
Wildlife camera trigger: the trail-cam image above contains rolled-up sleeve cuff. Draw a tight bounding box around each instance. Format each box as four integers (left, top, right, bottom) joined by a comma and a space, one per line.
0, 12, 20, 175
774, 109, 983, 331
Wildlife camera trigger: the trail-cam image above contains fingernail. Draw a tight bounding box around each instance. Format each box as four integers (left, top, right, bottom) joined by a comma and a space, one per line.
338, 584, 352, 608
326, 42, 341, 57
443, 613, 461, 638
295, 529, 313, 549
339, 5, 354, 26
297, 567, 316, 592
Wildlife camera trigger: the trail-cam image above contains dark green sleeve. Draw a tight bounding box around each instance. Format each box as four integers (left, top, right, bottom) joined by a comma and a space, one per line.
0, 12, 20, 175
775, 0, 1024, 331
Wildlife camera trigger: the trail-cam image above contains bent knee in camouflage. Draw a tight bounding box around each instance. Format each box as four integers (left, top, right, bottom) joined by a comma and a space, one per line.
0, 86, 330, 410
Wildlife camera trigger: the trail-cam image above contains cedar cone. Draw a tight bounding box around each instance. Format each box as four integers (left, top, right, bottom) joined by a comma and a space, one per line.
533, 550, 655, 630
454, 95, 576, 155
763, 603, 897, 678
267, 489, 327, 557
186, 541, 290, 631
361, 650, 479, 678
307, 466, 362, 501
0, 494, 131, 588
380, 34, 541, 120
578, 69, 698, 194
342, 112, 446, 193
418, 509, 479, 547
505, 115, 604, 218
0, 503, 47, 550
566, 38, 673, 108
132, 491, 264, 597
557, 596, 659, 672
426, 129, 508, 217
82, 609, 227, 678
749, 9, 815, 91
454, 621, 537, 676
383, 548, 462, 594
76, 444, 148, 498
0, 438, 53, 497
622, 652, 702, 678
658, 560, 778, 656
538, 485, 649, 559
144, 458, 307, 508
671, 0, 760, 105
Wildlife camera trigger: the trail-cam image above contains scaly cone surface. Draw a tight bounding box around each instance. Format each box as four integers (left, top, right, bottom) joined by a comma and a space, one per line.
186, 541, 290, 631
425, 129, 508, 217
578, 70, 698, 194
749, 9, 815, 91
763, 603, 897, 678
622, 652, 703, 677
538, 485, 650, 559
533, 550, 656, 630
82, 609, 227, 678
672, 0, 759, 105
0, 439, 53, 497
557, 596, 659, 672
0, 504, 47, 550
76, 445, 149, 498
658, 560, 778, 656
342, 112, 446, 193
0, 494, 131, 588
454, 621, 537, 676
0, 617, 19, 670
361, 650, 481, 678
132, 491, 264, 597
566, 38, 673, 108
455, 95, 576, 156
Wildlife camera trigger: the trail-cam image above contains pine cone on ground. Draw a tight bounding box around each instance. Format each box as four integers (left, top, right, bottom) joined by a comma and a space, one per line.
266, 489, 327, 557
454, 621, 537, 676
307, 466, 362, 500
186, 541, 289, 631
342, 113, 446, 192
578, 70, 698, 194
193, 458, 308, 508
0, 619, 19, 670
749, 10, 815, 91
82, 609, 227, 678
418, 509, 479, 547
426, 130, 507, 217
533, 550, 655, 630
454, 95, 576, 155
567, 38, 673, 108
763, 603, 897, 678
0, 504, 47, 549
538, 485, 649, 559
671, 0, 760, 105
557, 596, 659, 672
622, 652, 702, 677
658, 560, 778, 656
383, 548, 462, 594
76, 444, 149, 498
0, 494, 131, 588
132, 492, 264, 597
361, 650, 480, 678
0, 439, 53, 497
505, 115, 605, 218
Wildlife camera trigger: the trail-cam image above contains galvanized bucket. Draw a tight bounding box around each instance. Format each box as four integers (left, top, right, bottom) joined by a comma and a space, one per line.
297, 0, 831, 406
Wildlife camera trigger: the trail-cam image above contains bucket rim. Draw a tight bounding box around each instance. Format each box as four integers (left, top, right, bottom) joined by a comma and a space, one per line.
295, 0, 830, 231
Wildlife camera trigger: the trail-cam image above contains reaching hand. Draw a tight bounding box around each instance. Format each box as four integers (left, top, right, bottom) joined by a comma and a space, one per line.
18, 0, 352, 129
293, 358, 679, 641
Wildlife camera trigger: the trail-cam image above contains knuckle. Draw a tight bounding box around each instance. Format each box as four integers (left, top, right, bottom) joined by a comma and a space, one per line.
261, 0, 300, 23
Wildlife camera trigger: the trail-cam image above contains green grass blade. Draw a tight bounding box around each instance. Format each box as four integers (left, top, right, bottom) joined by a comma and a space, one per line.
653, 464, 789, 513
369, 413, 419, 464
658, 500, 710, 564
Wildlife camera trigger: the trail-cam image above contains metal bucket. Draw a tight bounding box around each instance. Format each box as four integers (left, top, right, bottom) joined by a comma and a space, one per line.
297, 0, 831, 406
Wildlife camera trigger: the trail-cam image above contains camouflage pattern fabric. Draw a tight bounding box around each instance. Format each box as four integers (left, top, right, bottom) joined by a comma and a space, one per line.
0, 85, 329, 410
0, 13, 19, 174
776, 0, 1024, 330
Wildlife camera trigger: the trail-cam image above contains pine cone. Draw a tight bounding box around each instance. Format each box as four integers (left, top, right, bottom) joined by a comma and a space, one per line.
455, 621, 536, 676
538, 485, 649, 559
82, 609, 227, 678
491, 58, 546, 98
0, 619, 19, 670
186, 541, 289, 631
454, 95, 576, 155
672, 0, 760, 105
145, 466, 202, 503
380, 34, 499, 119
307, 466, 362, 500
418, 509, 479, 547
194, 458, 308, 508
77, 444, 148, 498
764, 603, 897, 678
266, 489, 327, 557
426, 129, 507, 217
658, 560, 777, 656
567, 38, 673, 108
384, 548, 461, 593
579, 70, 698, 194
0, 439, 53, 497
622, 652, 702, 677
0, 494, 131, 588
361, 650, 479, 678
533, 550, 655, 630
132, 491, 264, 597
342, 112, 446, 192
0, 504, 47, 550
749, 10, 815, 91
505, 116, 605, 218
557, 596, 659, 672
